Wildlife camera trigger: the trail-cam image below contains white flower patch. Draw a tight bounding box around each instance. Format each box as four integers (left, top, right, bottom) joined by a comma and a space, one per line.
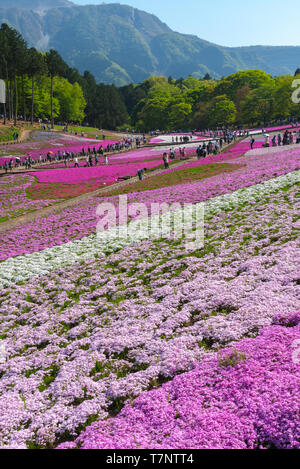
245, 144, 300, 157
0, 170, 299, 288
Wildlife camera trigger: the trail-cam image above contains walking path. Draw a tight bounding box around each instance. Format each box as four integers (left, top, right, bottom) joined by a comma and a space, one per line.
0, 143, 146, 176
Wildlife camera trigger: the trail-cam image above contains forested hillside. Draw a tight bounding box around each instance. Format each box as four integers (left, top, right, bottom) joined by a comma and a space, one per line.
1, 2, 300, 85
0, 24, 299, 131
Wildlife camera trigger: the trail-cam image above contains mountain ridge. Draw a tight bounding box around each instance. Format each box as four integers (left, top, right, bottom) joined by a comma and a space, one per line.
0, 1, 299, 85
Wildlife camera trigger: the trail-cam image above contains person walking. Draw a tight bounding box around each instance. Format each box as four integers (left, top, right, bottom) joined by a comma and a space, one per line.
196, 145, 202, 160
277, 134, 282, 146
74, 157, 79, 168
137, 168, 146, 181
163, 153, 169, 169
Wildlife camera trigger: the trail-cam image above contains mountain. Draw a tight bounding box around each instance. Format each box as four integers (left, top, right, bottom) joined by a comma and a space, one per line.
0, 2, 300, 85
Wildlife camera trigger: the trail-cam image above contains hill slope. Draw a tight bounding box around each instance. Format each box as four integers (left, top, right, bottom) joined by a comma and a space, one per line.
0, 2, 299, 85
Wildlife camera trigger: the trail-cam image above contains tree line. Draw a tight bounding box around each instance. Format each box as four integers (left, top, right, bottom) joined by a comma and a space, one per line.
0, 23, 129, 130
118, 71, 300, 132
1, 23, 299, 132
0, 24, 88, 127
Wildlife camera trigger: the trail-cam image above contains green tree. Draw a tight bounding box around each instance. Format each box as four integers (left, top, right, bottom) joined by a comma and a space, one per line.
45, 49, 67, 128
191, 101, 211, 129
54, 77, 86, 123
0, 23, 27, 124
93, 84, 128, 130
209, 97, 237, 127
31, 75, 60, 121
274, 75, 300, 118
214, 70, 274, 103
27, 48, 47, 125
240, 84, 276, 125
168, 100, 192, 130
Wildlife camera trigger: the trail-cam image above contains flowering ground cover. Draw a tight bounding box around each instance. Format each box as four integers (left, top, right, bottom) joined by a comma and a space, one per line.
59, 316, 300, 449
1, 148, 194, 214
0, 130, 299, 450
25, 140, 118, 164
36, 146, 190, 168
27, 158, 193, 201
26, 181, 106, 201
247, 143, 300, 157
148, 124, 300, 145
100, 142, 300, 198
149, 135, 204, 144
0, 179, 299, 448
0, 141, 298, 261
0, 175, 60, 222
250, 123, 300, 133
0, 170, 298, 286
35, 155, 161, 169
0, 137, 117, 165
29, 160, 167, 185
108, 163, 243, 195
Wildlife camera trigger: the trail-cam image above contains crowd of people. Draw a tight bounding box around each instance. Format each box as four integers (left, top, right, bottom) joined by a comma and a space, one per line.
196, 141, 222, 159
2, 122, 300, 174
250, 129, 300, 149
0, 134, 149, 172
270, 129, 300, 146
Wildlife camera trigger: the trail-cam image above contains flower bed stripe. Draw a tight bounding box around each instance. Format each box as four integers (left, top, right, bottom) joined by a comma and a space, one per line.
0, 170, 298, 288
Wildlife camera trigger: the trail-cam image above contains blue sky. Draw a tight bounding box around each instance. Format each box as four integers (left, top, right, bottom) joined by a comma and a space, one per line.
72, 0, 300, 47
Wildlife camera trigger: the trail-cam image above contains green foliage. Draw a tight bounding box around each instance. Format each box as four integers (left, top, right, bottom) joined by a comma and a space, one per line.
54, 78, 86, 123
0, 24, 87, 124
123, 69, 300, 130
217, 349, 247, 368
1, 21, 299, 131
38, 365, 60, 392
0, 126, 20, 142
214, 70, 274, 102
209, 97, 237, 127
240, 83, 276, 125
